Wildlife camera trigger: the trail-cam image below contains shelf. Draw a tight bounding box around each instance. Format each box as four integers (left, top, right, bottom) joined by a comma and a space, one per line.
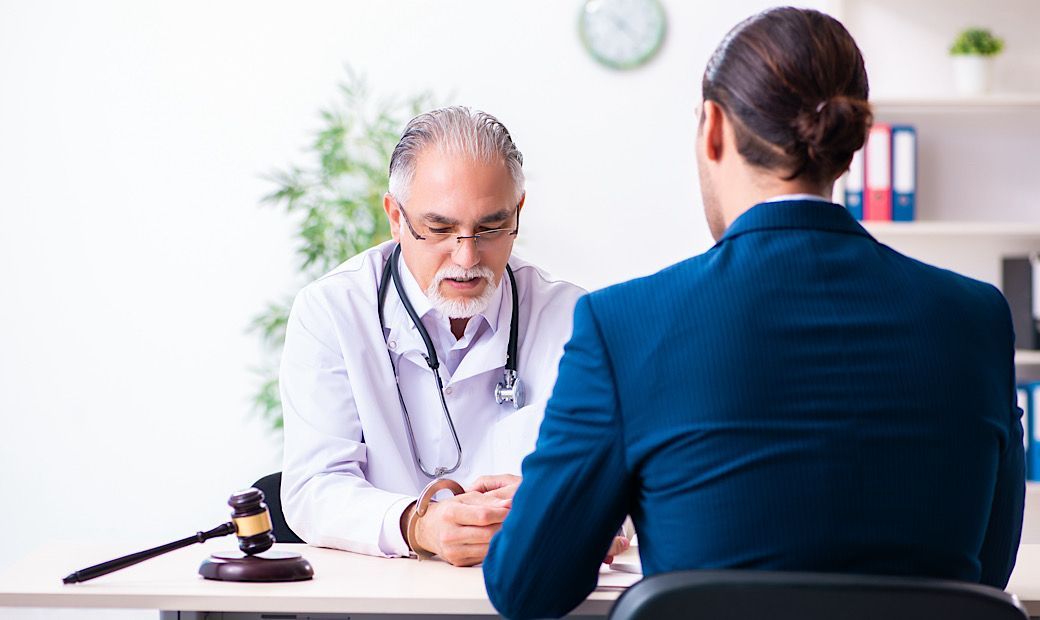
863, 222, 1040, 236
871, 94, 1040, 112
1018, 350, 1040, 365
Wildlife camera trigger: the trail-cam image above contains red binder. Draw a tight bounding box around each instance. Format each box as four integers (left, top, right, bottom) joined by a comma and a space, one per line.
864, 123, 892, 221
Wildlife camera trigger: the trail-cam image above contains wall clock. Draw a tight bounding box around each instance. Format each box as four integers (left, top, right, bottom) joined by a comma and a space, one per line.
579, 0, 667, 70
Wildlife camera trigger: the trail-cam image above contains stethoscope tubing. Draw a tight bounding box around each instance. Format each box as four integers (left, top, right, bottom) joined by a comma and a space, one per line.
376, 244, 521, 478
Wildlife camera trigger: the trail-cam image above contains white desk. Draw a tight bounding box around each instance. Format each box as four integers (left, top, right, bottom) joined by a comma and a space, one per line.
2, 541, 1038, 618
1008, 545, 1040, 617
0, 541, 634, 618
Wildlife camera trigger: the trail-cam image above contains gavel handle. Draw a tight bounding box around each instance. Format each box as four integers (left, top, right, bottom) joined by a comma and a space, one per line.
62, 522, 236, 584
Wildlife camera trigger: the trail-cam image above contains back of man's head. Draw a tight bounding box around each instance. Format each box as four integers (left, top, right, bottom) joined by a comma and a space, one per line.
702, 7, 873, 185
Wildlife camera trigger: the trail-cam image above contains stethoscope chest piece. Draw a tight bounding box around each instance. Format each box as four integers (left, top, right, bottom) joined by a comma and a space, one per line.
495, 369, 525, 409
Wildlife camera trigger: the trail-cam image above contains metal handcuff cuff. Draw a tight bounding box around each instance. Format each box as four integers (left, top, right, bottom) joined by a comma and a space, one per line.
406, 478, 466, 559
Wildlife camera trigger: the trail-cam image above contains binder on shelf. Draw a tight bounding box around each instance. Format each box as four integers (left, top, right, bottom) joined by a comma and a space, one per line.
891, 125, 917, 221
844, 148, 865, 220
864, 123, 892, 221
1031, 383, 1040, 482
1019, 385, 1031, 480
1002, 254, 1040, 350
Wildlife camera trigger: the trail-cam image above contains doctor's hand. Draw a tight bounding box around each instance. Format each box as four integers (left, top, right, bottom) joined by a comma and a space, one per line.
412, 491, 512, 567
466, 474, 521, 500
466, 474, 627, 563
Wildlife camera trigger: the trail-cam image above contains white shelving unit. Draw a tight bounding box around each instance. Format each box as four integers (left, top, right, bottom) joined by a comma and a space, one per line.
860, 100, 1040, 377
826, 0, 1040, 377
861, 222, 1040, 303
1018, 350, 1040, 366
872, 95, 1040, 113
864, 222, 1040, 237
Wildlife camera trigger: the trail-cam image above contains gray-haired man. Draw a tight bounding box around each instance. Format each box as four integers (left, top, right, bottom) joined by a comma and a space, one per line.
280, 107, 595, 566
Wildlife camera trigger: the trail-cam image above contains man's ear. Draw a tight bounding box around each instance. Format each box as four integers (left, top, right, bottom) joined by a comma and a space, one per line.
383, 193, 401, 242
516, 192, 526, 215
701, 100, 727, 164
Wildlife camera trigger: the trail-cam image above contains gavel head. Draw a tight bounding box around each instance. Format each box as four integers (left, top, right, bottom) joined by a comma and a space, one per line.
228, 488, 276, 555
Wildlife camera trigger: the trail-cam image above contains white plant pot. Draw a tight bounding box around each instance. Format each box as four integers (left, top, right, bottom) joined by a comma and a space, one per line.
952, 55, 993, 96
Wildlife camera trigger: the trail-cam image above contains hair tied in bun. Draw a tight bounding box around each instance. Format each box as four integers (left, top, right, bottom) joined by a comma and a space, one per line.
701, 7, 871, 183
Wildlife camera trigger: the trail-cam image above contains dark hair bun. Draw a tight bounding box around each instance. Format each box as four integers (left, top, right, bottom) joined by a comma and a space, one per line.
793, 96, 874, 173
702, 8, 872, 184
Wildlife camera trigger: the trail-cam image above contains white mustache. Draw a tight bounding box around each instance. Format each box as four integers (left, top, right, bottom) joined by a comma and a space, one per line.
426, 264, 499, 319
432, 264, 495, 286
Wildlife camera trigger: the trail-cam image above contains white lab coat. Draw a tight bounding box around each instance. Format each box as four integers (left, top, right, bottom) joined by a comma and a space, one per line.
280, 240, 585, 557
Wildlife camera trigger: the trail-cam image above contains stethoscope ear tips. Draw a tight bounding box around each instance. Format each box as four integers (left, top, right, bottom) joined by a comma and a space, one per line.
495, 371, 525, 410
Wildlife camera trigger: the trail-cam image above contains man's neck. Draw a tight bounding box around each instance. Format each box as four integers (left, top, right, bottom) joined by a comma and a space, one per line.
722, 175, 833, 230
450, 317, 469, 341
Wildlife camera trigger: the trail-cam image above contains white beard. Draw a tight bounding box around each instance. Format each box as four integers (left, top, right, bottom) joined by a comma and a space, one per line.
426, 264, 498, 319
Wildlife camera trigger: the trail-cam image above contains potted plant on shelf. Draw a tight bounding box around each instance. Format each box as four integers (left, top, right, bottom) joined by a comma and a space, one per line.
949, 27, 1004, 96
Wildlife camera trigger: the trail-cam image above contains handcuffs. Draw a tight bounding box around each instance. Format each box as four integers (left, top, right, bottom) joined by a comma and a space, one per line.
406, 478, 465, 560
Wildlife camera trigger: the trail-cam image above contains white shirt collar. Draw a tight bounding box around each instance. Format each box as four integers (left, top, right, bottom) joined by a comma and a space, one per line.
397, 252, 433, 321
762, 193, 831, 204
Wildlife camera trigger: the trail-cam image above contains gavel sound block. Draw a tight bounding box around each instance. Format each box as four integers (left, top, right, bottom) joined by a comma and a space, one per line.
62, 488, 313, 584
197, 488, 313, 582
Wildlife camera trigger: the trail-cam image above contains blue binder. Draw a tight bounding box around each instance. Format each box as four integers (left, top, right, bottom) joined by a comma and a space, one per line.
891, 125, 917, 222
1019, 382, 1040, 478
1019, 385, 1032, 480
844, 148, 865, 220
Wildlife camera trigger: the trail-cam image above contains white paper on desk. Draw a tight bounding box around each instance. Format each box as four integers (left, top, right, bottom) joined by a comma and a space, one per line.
596, 562, 643, 591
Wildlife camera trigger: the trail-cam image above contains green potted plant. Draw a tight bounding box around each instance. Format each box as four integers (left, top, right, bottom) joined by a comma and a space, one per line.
949, 27, 1004, 96
251, 70, 434, 432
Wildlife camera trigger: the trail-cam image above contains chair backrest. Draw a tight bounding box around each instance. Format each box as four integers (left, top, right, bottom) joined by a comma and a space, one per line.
251, 472, 304, 544
609, 570, 1028, 620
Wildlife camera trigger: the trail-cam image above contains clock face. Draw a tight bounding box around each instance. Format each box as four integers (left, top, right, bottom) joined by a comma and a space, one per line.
579, 0, 667, 70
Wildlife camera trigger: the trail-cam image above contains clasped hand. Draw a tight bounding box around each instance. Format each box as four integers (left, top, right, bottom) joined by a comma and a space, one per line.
410, 474, 629, 567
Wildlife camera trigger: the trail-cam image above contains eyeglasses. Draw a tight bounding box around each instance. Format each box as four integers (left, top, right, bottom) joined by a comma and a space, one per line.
394, 198, 520, 254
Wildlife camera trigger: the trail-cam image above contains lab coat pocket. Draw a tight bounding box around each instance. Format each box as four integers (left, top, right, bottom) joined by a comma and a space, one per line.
490, 404, 543, 475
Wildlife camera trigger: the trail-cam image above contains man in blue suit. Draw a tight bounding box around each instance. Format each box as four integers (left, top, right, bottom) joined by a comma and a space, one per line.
483, 8, 1024, 619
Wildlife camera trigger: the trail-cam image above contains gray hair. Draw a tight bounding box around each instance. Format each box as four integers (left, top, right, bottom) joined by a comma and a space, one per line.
388, 106, 525, 204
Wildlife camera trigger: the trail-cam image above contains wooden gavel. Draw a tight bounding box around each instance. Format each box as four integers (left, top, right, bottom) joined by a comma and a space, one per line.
63, 488, 278, 584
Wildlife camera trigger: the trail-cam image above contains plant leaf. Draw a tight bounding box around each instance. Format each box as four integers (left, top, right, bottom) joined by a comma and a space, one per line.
252, 70, 438, 433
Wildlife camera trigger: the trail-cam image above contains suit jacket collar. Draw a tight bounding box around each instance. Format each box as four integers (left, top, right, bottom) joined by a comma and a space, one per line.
719, 199, 872, 245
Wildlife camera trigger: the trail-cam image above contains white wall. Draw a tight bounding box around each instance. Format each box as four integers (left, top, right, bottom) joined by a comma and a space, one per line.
842, 0, 1040, 97
1, 1, 1037, 618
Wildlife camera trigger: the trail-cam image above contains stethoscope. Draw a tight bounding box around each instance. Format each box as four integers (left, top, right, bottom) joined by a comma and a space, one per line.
377, 244, 525, 478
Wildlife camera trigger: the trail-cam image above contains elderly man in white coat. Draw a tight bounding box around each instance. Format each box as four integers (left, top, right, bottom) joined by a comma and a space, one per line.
280, 106, 607, 567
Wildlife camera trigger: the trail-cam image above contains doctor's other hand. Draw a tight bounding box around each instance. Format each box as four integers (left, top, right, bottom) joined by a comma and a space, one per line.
412, 491, 512, 566
467, 473, 521, 503
467, 473, 521, 495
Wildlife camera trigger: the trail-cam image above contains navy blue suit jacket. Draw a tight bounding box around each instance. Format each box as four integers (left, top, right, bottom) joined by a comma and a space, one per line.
484, 200, 1025, 620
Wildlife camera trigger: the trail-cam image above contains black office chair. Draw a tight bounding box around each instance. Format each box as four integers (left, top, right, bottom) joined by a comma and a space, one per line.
251, 472, 304, 544
608, 570, 1028, 620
